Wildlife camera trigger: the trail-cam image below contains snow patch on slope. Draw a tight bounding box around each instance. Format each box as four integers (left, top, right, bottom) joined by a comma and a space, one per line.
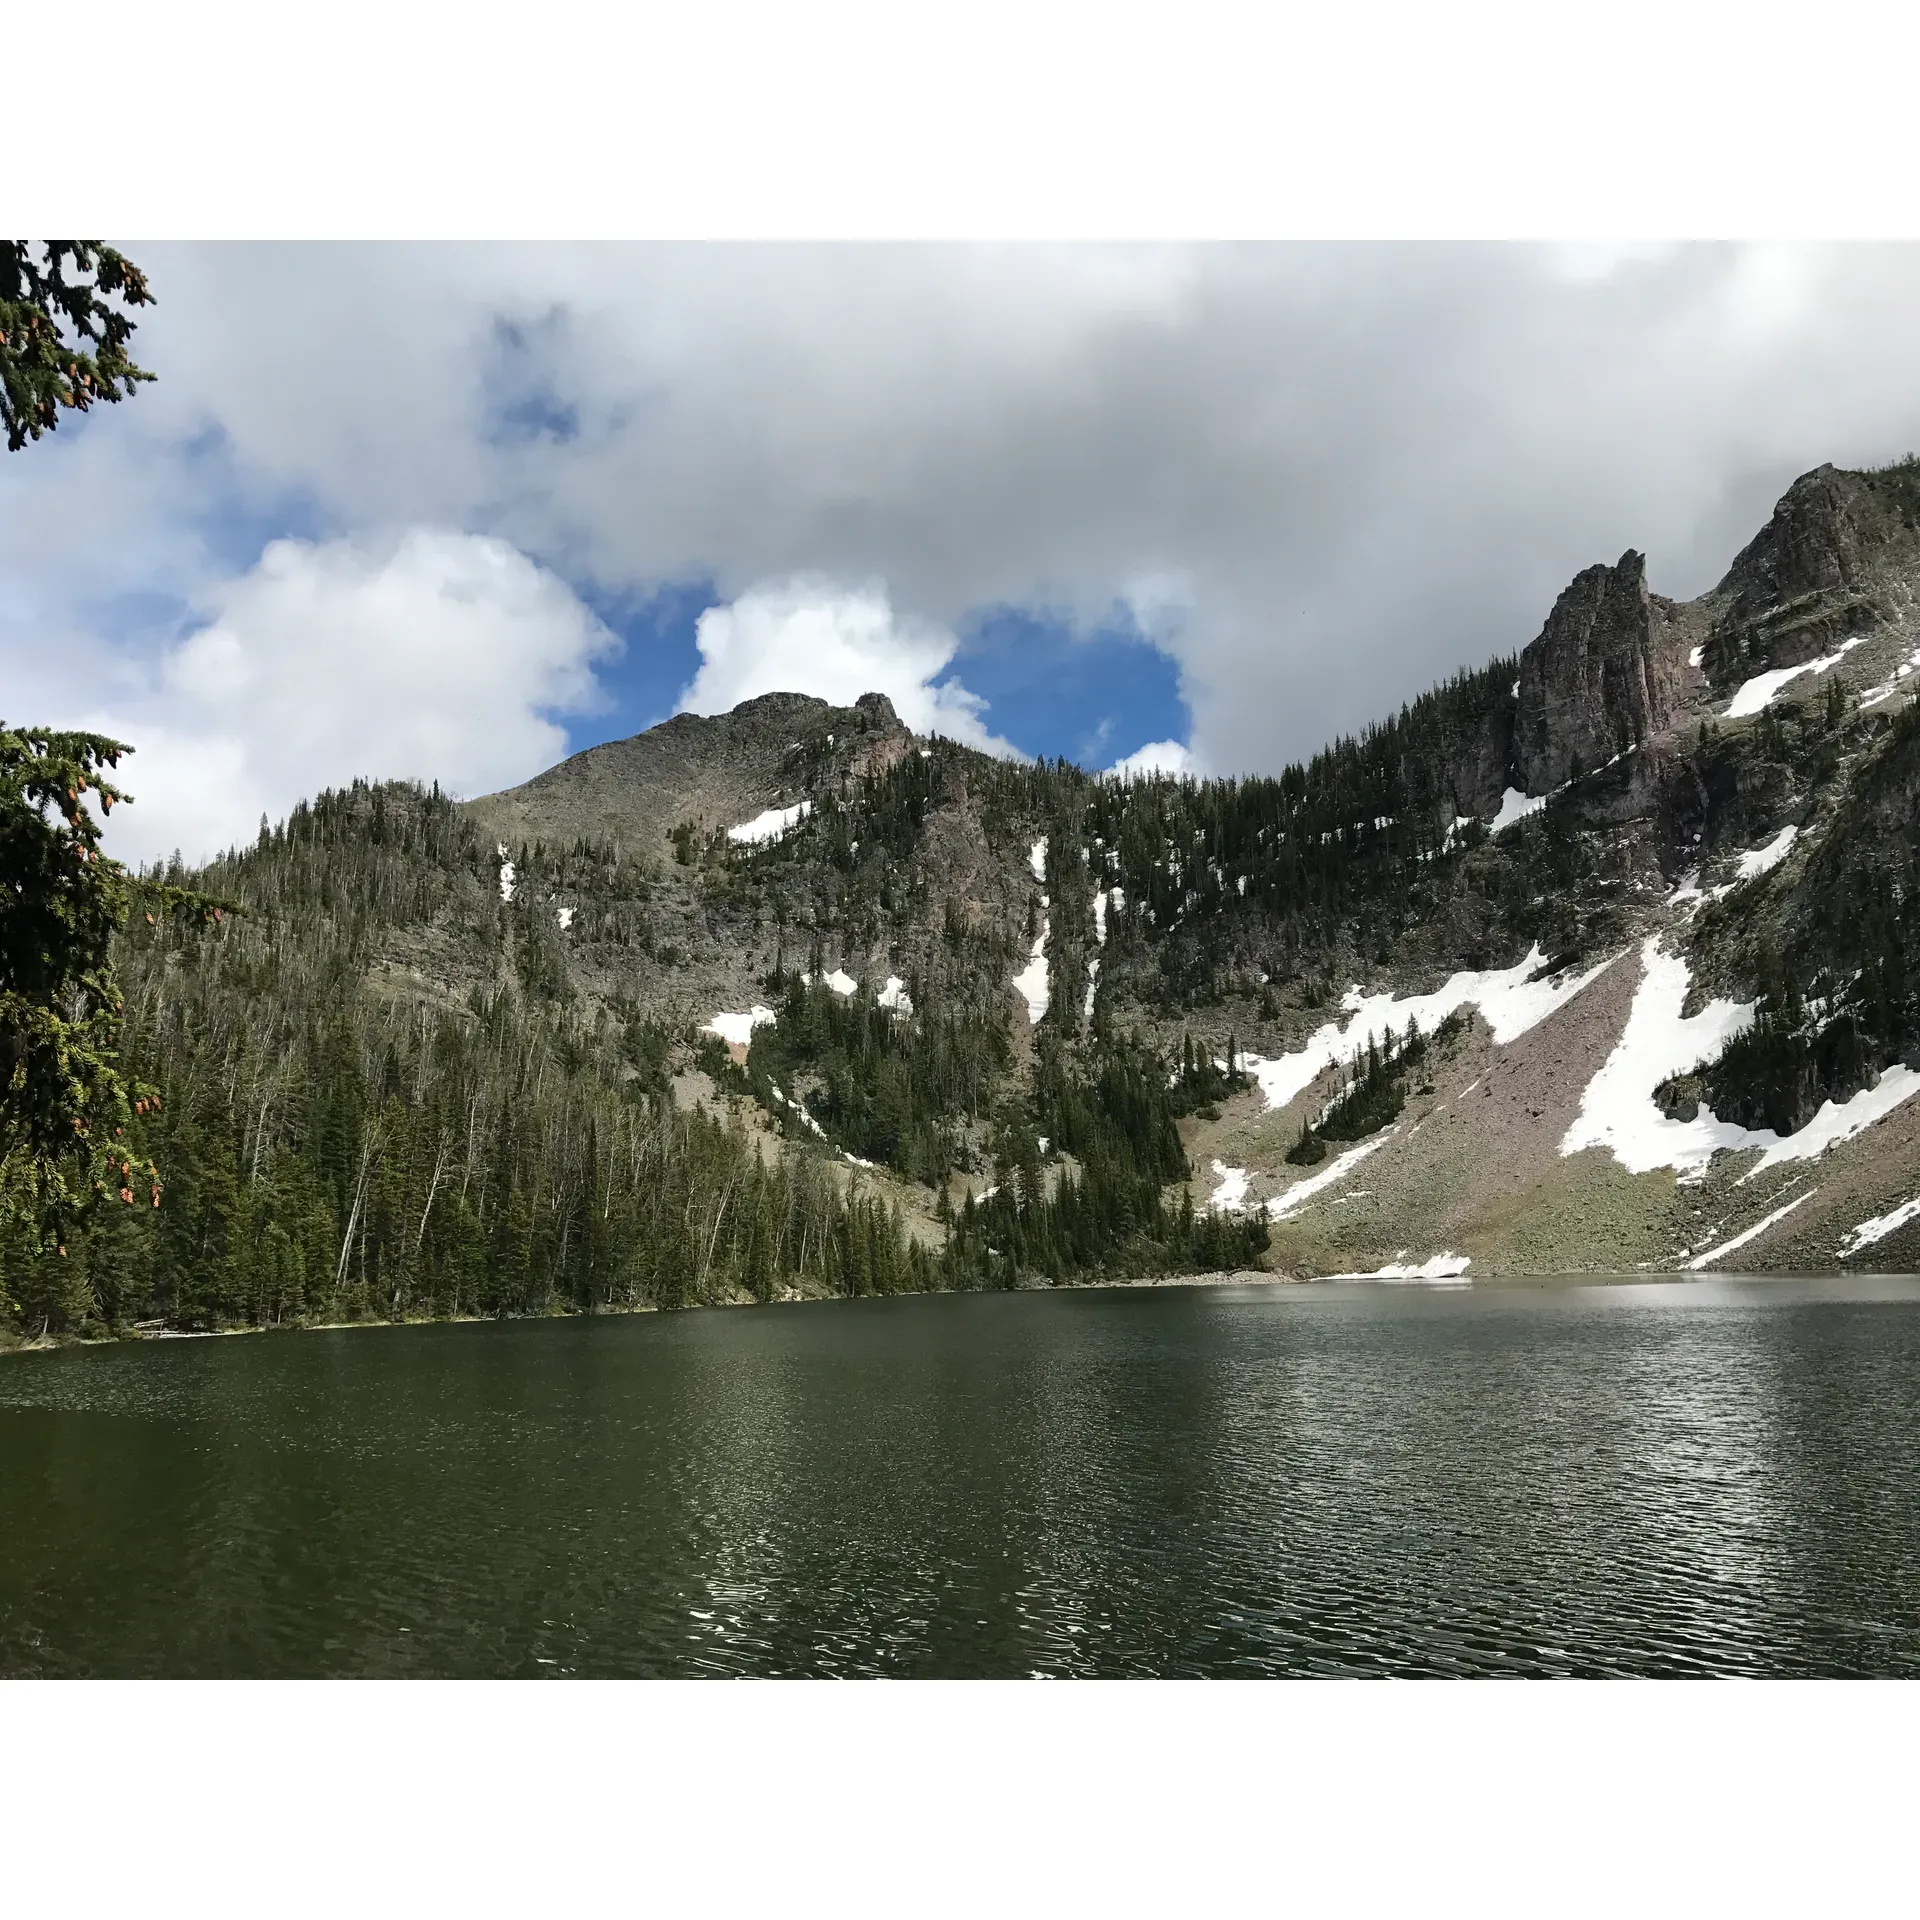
1028, 836, 1048, 882
1014, 922, 1050, 1024
1208, 1162, 1250, 1211
1724, 638, 1866, 719
1840, 1194, 1920, 1257
1685, 1190, 1814, 1269
1735, 824, 1797, 881
1738, 1068, 1920, 1180
1560, 939, 1764, 1177
1859, 647, 1920, 708
1241, 946, 1616, 1114
1486, 787, 1546, 835
704, 1006, 776, 1048
728, 801, 811, 845
1267, 1134, 1396, 1219
1562, 941, 1920, 1182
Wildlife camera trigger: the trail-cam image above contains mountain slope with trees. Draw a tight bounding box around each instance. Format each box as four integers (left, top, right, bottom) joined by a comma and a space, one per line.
13, 457, 1920, 1338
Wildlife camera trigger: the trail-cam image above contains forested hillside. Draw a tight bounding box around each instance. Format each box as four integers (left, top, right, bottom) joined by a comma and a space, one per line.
2, 785, 935, 1335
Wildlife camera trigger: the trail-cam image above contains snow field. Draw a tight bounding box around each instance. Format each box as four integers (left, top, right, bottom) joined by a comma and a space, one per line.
1240, 944, 1616, 1115
726, 801, 811, 845
1724, 637, 1866, 719
703, 1006, 776, 1048
1561, 939, 1920, 1181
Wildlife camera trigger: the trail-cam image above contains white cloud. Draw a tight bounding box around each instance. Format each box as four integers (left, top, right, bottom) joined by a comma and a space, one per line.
679, 577, 1016, 753
84, 528, 615, 865
19, 243, 1920, 792
1107, 739, 1195, 780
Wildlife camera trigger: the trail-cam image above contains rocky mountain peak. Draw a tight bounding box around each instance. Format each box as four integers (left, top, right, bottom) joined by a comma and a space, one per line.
1704, 463, 1920, 676
1717, 465, 1875, 630
1513, 548, 1688, 795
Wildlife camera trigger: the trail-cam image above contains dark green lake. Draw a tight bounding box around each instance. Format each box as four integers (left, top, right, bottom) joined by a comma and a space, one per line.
5, 1276, 1920, 1677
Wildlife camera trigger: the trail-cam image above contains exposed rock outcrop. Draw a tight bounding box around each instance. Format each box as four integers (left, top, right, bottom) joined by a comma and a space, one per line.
1513, 551, 1692, 795
465, 689, 910, 861
1708, 463, 1913, 675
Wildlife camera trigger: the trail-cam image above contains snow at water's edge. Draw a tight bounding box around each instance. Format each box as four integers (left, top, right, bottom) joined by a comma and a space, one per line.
1322, 1252, 1471, 1284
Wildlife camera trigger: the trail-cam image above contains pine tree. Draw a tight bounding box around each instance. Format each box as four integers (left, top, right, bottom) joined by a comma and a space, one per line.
1, 243, 155, 450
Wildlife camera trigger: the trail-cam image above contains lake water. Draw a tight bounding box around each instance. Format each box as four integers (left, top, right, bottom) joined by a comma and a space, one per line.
5, 1276, 1920, 1677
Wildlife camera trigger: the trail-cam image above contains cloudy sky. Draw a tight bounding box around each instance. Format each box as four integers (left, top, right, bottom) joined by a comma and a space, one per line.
11, 241, 1920, 865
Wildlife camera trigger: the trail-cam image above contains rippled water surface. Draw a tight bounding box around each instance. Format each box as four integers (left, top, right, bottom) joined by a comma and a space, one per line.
6, 1276, 1920, 1676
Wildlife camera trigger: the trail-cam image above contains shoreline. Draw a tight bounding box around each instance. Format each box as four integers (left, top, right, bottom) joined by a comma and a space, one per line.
4, 1264, 1904, 1358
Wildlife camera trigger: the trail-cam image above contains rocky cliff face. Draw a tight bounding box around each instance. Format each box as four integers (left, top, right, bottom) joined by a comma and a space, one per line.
1512, 550, 1696, 796
1707, 463, 1920, 676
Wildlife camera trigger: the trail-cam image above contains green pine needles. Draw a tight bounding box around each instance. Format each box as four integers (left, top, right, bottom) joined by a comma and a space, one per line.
0, 242, 155, 451
0, 725, 225, 1268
